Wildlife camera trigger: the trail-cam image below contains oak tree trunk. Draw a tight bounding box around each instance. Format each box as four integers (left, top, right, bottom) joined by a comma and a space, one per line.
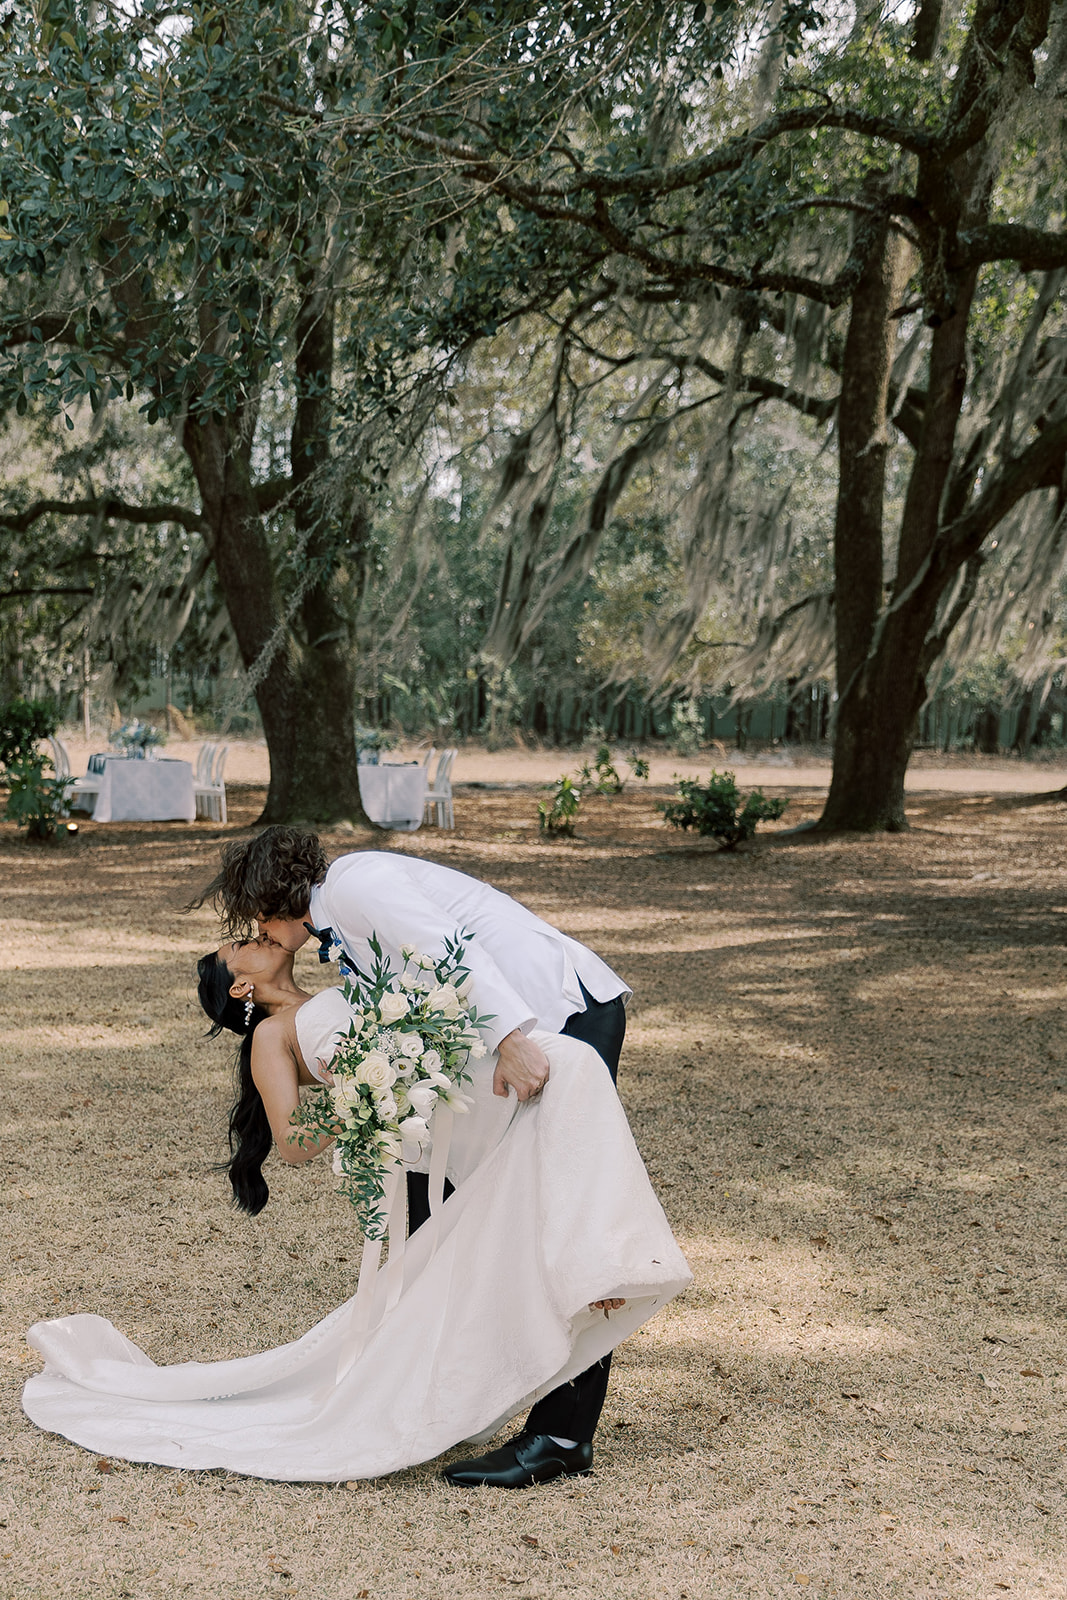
183, 410, 368, 825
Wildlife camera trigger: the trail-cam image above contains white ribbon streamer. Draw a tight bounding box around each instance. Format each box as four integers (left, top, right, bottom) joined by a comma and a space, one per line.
334, 1103, 455, 1384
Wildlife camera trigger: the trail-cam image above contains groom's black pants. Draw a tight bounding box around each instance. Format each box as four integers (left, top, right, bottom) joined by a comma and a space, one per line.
407, 984, 627, 1444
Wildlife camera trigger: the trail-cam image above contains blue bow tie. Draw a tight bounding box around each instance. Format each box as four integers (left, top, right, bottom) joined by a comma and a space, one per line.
303, 922, 337, 963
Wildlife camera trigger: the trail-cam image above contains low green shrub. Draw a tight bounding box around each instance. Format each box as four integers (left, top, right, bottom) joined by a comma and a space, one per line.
5, 755, 73, 841
538, 774, 582, 837
0, 697, 59, 770
661, 769, 787, 850
578, 743, 623, 796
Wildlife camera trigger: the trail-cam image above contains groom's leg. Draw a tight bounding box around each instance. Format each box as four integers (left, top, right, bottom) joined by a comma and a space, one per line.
407, 1171, 454, 1235
522, 1353, 612, 1444
513, 987, 626, 1444
561, 984, 626, 1083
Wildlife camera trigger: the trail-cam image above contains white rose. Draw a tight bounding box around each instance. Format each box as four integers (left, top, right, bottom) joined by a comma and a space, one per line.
358, 1052, 396, 1092
400, 944, 416, 961
426, 983, 461, 1019
330, 1081, 361, 1111
374, 1091, 398, 1120
468, 1040, 487, 1059
419, 1048, 442, 1074
397, 1032, 424, 1060
407, 1083, 438, 1119
378, 991, 410, 1025
415, 952, 436, 971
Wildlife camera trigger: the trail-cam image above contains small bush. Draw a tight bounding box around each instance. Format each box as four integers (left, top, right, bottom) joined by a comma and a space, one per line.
0, 697, 59, 770
5, 755, 73, 841
538, 775, 582, 837
661, 769, 787, 850
578, 743, 624, 796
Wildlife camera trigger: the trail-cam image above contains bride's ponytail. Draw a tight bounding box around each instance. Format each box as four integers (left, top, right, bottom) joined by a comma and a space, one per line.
227, 1030, 272, 1214
197, 952, 272, 1215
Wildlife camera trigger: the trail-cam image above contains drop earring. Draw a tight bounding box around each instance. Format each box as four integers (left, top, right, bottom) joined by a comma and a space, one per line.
244, 990, 255, 1026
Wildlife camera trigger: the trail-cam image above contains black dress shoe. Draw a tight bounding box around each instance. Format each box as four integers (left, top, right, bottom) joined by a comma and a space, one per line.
443, 1432, 593, 1487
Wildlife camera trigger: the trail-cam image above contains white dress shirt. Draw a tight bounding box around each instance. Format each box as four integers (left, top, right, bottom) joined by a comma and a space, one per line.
308, 852, 629, 1050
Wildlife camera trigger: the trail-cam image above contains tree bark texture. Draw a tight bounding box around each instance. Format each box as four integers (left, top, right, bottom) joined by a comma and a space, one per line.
818, 219, 915, 831
817, 0, 1054, 831
183, 398, 368, 827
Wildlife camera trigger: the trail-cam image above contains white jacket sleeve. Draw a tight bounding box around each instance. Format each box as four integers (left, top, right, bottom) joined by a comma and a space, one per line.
318, 858, 537, 1051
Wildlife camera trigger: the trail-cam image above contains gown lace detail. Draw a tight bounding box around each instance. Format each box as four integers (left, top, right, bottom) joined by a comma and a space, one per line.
22, 997, 691, 1482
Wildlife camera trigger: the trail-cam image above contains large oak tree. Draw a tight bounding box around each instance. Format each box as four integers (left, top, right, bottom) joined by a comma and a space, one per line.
354, 0, 1067, 830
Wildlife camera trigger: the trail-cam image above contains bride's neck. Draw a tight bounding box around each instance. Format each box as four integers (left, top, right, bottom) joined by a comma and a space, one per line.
255, 977, 311, 1016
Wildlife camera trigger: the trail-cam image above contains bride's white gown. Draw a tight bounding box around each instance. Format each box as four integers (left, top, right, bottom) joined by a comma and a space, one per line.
22, 996, 692, 1482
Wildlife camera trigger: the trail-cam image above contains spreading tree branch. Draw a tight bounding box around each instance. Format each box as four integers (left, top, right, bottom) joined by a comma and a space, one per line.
0, 497, 208, 537
941, 411, 1067, 566
0, 585, 95, 602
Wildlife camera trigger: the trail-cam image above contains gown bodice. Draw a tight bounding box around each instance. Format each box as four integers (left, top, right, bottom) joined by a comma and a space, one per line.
293, 986, 517, 1185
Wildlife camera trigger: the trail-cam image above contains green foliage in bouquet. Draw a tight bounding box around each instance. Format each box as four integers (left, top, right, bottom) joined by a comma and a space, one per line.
661, 770, 787, 850
291, 934, 493, 1238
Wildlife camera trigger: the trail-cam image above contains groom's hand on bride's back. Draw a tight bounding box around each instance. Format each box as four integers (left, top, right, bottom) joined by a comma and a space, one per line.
493, 1030, 550, 1101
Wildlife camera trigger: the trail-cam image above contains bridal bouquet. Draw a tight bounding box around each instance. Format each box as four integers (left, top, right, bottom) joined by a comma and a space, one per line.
292, 934, 491, 1238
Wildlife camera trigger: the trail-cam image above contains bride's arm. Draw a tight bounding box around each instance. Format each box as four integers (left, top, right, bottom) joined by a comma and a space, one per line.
251, 1017, 336, 1165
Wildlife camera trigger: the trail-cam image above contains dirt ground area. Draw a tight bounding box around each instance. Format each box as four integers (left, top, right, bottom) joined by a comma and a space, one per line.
1, 774, 1066, 1600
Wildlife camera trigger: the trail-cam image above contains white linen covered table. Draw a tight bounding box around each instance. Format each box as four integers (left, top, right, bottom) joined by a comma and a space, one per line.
357, 763, 427, 831
91, 757, 196, 823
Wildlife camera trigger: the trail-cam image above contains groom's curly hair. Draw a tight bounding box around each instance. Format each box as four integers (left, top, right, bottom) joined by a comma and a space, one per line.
191, 825, 329, 936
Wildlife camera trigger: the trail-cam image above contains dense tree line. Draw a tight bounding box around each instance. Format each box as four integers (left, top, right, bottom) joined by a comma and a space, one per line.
2, 2, 1066, 826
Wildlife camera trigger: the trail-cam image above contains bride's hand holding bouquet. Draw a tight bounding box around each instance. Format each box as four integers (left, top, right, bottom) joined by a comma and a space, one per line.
291, 933, 491, 1238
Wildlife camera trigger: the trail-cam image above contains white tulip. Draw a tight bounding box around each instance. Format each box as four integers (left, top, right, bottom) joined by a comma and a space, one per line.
407, 1083, 438, 1119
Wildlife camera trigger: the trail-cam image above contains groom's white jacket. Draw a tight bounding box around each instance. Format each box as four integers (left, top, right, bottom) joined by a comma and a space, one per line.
307, 852, 628, 1050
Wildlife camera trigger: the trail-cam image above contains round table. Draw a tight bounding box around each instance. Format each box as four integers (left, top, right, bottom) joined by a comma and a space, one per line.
88, 756, 196, 823
357, 763, 428, 831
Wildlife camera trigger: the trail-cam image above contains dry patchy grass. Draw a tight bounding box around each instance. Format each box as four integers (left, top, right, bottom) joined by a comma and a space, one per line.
1, 778, 1066, 1599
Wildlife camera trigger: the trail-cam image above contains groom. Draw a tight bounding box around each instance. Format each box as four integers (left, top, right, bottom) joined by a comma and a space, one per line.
201, 826, 630, 1487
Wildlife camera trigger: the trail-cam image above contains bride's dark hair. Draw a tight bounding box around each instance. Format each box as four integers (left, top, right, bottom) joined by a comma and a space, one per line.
197, 951, 272, 1215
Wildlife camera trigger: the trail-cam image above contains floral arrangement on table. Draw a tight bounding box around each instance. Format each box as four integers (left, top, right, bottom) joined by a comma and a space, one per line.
355, 723, 397, 765
110, 719, 166, 757
292, 933, 491, 1237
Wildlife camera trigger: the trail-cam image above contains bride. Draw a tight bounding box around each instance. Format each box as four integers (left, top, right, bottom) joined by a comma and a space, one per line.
22, 938, 692, 1484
